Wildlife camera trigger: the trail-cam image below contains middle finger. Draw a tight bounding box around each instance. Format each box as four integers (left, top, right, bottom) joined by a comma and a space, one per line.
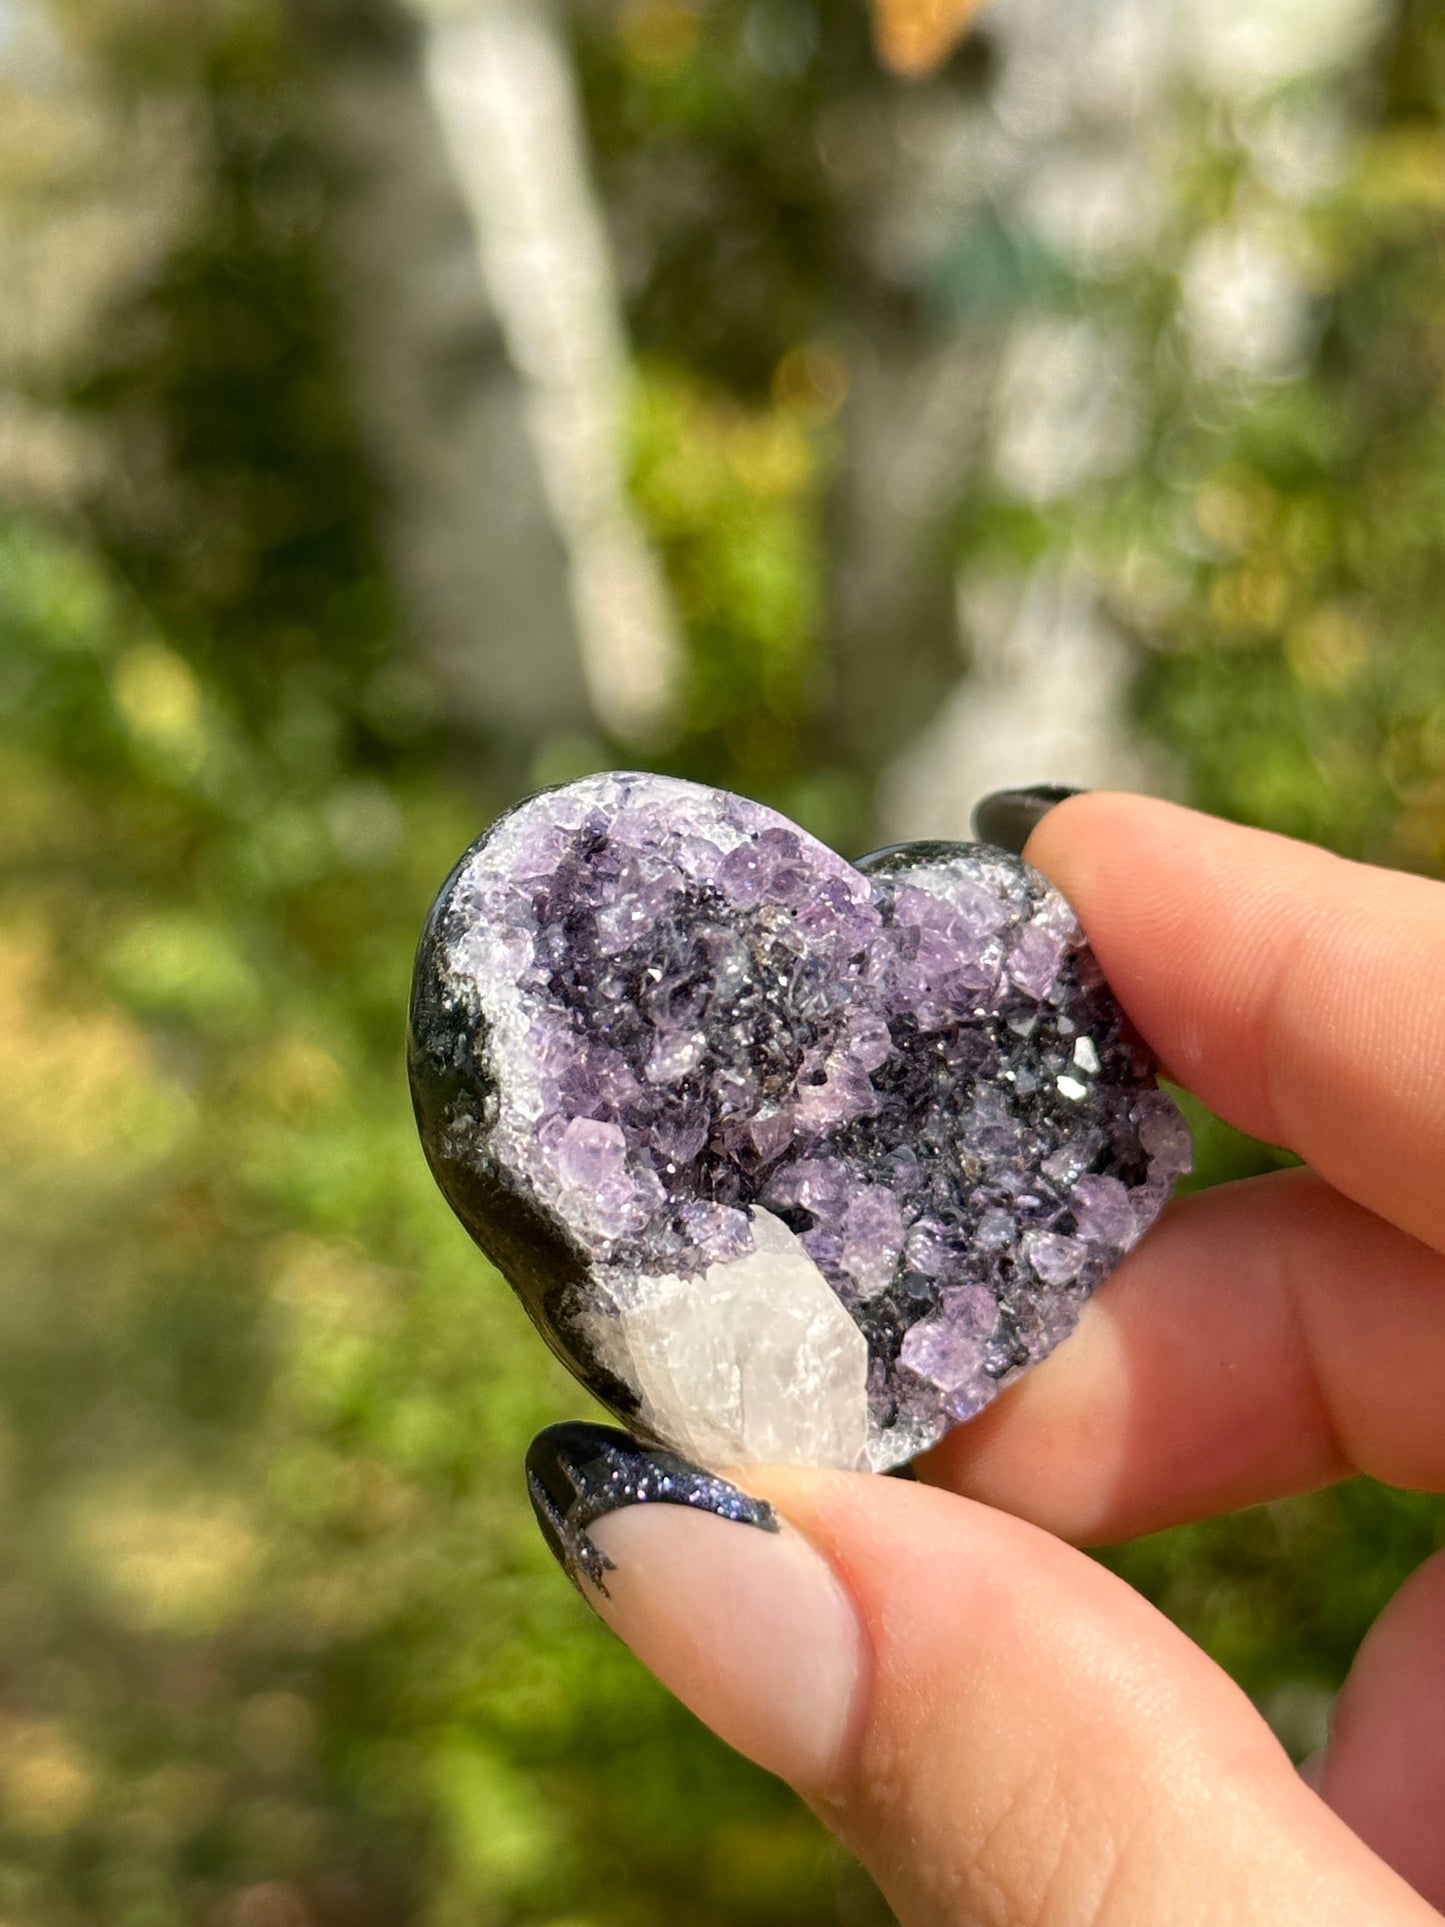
921, 1167, 1445, 1543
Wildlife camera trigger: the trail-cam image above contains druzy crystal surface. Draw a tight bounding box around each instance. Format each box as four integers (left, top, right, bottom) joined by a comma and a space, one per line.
408, 773, 1189, 1472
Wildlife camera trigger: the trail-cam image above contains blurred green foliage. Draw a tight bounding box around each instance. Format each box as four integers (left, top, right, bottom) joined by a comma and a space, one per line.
630, 363, 833, 790
952, 0, 1445, 867
4, 0, 1445, 1922
0, 514, 878, 1926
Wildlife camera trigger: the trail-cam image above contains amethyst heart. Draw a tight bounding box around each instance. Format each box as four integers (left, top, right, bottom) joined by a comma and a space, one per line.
408, 773, 1189, 1472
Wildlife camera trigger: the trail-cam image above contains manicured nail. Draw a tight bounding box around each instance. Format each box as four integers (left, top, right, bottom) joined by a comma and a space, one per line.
526, 1423, 867, 1790
972, 784, 1085, 856
526, 1420, 778, 1593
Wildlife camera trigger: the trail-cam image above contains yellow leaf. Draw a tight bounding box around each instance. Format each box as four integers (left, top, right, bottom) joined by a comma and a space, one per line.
872, 0, 989, 76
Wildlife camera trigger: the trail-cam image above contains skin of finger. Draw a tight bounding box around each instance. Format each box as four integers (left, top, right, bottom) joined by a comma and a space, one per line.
1320, 1546, 1445, 1911
1025, 792, 1445, 1256
745, 1468, 1438, 1927
920, 1168, 1445, 1544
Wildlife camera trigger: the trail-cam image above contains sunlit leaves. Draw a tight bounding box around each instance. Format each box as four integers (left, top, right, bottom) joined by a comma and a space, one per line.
629, 362, 826, 776
870, 0, 988, 76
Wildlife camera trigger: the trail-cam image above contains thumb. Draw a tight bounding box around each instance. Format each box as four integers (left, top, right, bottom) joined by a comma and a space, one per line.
527, 1426, 1438, 1927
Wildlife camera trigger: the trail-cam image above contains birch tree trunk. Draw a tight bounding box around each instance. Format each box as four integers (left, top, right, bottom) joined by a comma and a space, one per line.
295, 0, 679, 767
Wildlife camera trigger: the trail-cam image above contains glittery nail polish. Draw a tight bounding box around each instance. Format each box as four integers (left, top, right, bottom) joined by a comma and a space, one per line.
526, 1421, 777, 1595
971, 784, 1085, 857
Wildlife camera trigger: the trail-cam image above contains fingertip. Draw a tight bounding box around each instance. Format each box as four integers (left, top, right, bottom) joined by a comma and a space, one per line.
971, 783, 1085, 855
1022, 791, 1445, 1255
1022, 789, 1200, 902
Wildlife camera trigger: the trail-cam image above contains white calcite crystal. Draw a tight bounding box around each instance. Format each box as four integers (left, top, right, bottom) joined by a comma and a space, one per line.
588, 1210, 870, 1469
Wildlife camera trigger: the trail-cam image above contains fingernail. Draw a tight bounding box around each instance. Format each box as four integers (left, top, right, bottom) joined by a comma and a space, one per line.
526, 1423, 867, 1790
526, 1420, 778, 1593
972, 784, 1085, 856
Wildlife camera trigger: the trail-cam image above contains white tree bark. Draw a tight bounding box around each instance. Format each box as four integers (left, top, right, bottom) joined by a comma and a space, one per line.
299, 0, 680, 756
299, 0, 591, 748
418, 0, 682, 744
877, 0, 1383, 840
0, 6, 187, 515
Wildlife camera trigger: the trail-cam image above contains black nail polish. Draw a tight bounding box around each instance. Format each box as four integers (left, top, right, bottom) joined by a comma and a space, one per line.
526, 1421, 778, 1596
971, 784, 1084, 857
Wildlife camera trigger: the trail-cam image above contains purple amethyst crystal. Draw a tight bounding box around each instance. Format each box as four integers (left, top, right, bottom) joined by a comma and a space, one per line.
408, 773, 1189, 1472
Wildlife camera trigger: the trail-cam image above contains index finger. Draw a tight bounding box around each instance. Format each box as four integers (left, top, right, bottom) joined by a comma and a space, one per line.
1028, 792, 1445, 1254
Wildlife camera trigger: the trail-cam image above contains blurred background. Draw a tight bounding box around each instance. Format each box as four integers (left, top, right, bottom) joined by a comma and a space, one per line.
3, 0, 1445, 1920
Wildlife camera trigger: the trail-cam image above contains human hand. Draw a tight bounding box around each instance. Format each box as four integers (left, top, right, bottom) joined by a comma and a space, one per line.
526, 793, 1445, 1927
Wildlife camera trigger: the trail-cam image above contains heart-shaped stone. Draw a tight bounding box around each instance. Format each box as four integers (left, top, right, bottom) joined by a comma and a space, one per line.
408, 773, 1188, 1472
